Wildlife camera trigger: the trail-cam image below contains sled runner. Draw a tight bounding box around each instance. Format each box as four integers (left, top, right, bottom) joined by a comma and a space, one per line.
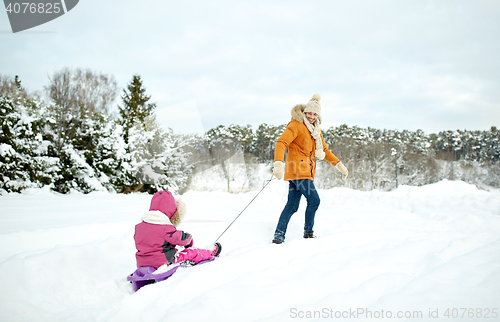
127, 259, 214, 292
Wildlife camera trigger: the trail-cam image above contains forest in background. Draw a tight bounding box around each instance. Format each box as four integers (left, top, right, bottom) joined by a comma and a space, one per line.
1, 68, 499, 195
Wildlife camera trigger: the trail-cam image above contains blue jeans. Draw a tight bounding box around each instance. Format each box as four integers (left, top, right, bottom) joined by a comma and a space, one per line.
273, 179, 320, 243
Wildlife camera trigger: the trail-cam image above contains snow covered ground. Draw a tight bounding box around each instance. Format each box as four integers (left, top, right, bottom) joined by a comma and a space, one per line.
1, 180, 499, 321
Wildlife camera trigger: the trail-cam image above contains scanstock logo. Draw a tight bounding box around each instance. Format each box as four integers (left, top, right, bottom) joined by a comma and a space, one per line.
4, 0, 79, 33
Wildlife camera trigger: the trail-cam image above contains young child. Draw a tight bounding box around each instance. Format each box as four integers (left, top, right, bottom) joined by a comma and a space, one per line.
134, 190, 221, 269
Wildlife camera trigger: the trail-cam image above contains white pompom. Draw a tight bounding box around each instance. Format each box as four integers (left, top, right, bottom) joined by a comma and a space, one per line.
311, 94, 321, 101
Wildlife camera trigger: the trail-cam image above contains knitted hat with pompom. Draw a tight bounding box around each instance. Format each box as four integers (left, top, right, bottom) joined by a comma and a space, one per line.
303, 94, 321, 115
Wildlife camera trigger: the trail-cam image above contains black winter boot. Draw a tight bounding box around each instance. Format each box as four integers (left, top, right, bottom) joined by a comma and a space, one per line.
212, 242, 222, 257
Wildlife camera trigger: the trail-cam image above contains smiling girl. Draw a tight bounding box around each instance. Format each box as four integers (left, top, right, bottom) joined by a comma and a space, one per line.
271, 94, 348, 244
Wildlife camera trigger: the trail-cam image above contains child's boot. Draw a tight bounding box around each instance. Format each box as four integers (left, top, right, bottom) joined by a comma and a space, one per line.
212, 242, 222, 257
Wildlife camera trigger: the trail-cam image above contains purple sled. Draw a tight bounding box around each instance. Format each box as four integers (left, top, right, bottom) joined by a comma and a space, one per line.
127, 259, 213, 292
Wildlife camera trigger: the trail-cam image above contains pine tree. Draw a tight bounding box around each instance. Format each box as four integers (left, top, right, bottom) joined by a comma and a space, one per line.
118, 75, 156, 144
49, 105, 99, 194
0, 86, 53, 192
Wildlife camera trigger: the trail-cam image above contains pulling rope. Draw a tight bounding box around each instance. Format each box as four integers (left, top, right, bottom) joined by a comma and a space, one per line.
214, 174, 275, 243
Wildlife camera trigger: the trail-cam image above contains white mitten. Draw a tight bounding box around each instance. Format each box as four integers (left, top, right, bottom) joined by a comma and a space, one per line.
335, 162, 348, 180
273, 161, 285, 179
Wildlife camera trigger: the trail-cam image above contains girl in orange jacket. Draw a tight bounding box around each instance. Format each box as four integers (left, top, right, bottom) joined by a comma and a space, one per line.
272, 94, 348, 243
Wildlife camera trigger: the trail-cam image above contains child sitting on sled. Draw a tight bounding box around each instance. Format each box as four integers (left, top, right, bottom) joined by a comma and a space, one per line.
134, 190, 221, 269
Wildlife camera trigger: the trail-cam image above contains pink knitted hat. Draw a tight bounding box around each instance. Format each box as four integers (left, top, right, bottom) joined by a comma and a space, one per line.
149, 191, 177, 219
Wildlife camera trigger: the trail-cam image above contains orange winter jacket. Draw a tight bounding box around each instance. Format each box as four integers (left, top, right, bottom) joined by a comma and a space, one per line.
274, 104, 340, 181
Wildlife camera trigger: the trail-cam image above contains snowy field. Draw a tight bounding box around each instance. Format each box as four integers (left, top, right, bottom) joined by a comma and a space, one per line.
1, 180, 499, 322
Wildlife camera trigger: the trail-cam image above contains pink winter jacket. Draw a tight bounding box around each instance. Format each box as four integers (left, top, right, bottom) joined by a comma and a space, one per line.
134, 214, 193, 268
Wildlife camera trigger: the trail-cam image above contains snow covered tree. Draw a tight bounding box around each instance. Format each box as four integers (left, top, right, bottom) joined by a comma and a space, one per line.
253, 123, 285, 163
118, 75, 156, 144
227, 124, 255, 154
45, 67, 118, 153
206, 125, 240, 163
0, 94, 32, 192
162, 130, 195, 194
2, 69, 499, 194
53, 107, 129, 193
480, 126, 500, 163
0, 75, 30, 106
46, 106, 104, 193
0, 78, 57, 193
125, 116, 193, 194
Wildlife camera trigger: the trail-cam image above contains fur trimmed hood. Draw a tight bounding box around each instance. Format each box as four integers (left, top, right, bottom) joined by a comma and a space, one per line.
170, 198, 186, 227
291, 104, 322, 125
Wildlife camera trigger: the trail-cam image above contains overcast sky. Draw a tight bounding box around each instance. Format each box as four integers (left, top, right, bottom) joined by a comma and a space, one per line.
1, 0, 499, 135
